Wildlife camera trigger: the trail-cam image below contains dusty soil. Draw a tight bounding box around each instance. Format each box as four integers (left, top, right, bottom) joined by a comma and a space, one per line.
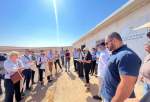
0, 64, 143, 102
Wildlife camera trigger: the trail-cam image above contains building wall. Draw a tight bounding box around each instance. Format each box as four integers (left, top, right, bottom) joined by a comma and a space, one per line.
73, 2, 150, 59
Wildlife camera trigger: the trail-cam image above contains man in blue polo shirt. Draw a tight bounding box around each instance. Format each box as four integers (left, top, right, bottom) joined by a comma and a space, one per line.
101, 32, 142, 102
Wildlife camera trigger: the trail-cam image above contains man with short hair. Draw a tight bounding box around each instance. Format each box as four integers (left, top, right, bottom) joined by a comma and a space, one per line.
60, 48, 65, 66
73, 48, 79, 72
0, 53, 6, 95
101, 32, 142, 102
90, 48, 97, 76
21, 50, 32, 91
93, 40, 109, 101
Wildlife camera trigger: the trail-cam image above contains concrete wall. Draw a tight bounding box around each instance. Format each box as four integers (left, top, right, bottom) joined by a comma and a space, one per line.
73, 1, 150, 59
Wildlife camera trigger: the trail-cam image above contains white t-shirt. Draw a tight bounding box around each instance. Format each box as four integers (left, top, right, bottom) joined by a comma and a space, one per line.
97, 50, 110, 78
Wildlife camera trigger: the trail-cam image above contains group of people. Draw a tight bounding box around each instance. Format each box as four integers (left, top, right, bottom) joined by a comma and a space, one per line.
72, 42, 109, 91
72, 32, 150, 102
0, 48, 71, 102
1, 32, 150, 102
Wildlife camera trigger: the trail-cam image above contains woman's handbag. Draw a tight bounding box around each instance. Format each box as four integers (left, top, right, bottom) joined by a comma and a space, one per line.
10, 70, 23, 84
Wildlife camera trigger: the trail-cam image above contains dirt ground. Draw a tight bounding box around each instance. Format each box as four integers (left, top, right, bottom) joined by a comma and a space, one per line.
0, 64, 143, 102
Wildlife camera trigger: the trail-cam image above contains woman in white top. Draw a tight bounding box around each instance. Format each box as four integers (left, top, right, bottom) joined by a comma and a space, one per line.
37, 50, 48, 85
4, 51, 24, 102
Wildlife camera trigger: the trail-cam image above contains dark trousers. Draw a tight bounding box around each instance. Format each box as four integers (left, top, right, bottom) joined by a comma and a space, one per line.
78, 62, 84, 77
23, 69, 31, 90
95, 63, 98, 75
31, 70, 35, 83
54, 59, 62, 70
0, 74, 4, 94
0, 78, 2, 94
4, 79, 21, 102
84, 64, 91, 83
38, 69, 45, 82
73, 59, 78, 71
61, 56, 64, 66
91, 60, 96, 75
77, 61, 80, 76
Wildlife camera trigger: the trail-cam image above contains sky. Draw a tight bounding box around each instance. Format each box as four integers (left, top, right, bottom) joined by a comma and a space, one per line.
0, 0, 128, 47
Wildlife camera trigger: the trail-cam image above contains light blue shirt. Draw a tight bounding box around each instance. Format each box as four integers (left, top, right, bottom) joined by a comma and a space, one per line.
47, 52, 53, 60
96, 51, 101, 64
73, 50, 79, 59
60, 50, 65, 57
4, 59, 24, 79
21, 55, 32, 69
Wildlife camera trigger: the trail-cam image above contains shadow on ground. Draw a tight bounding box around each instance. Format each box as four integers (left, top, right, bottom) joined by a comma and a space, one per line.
21, 72, 62, 102
66, 71, 76, 80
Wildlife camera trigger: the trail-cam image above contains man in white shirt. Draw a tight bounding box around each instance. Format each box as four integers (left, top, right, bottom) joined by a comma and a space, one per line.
73, 48, 79, 72
21, 49, 32, 91
0, 53, 7, 95
93, 40, 110, 101
60, 48, 65, 66
37, 50, 48, 85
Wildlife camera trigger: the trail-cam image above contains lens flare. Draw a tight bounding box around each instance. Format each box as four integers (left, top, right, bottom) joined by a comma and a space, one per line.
52, 0, 60, 46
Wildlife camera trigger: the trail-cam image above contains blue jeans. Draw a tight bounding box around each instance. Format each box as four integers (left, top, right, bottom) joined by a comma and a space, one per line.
102, 98, 111, 102
144, 82, 150, 95
101, 93, 112, 102
65, 60, 70, 71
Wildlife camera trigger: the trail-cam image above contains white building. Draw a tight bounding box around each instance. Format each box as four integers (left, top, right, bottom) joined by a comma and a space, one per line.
73, 0, 150, 59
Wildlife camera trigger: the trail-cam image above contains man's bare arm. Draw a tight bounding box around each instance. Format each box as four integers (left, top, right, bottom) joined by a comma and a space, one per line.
111, 75, 137, 102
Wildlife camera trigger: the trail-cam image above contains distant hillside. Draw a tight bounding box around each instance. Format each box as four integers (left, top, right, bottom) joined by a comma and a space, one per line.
0, 46, 73, 52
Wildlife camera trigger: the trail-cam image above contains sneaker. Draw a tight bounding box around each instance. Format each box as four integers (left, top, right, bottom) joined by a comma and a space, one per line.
86, 87, 90, 92
21, 92, 26, 97
26, 87, 32, 91
0, 92, 2, 96
86, 83, 90, 89
41, 81, 44, 85
32, 82, 36, 85
0, 88, 2, 95
93, 95, 102, 100
48, 79, 53, 83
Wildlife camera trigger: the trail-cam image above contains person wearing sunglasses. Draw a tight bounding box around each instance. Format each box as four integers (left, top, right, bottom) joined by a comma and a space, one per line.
101, 32, 141, 102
